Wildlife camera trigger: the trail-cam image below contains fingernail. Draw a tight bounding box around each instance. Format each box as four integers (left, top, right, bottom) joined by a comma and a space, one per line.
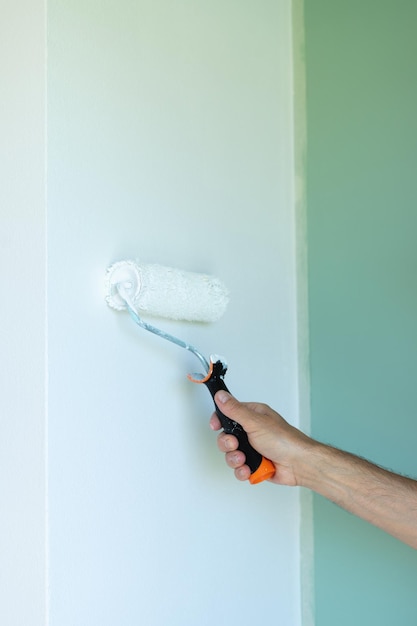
216, 391, 231, 404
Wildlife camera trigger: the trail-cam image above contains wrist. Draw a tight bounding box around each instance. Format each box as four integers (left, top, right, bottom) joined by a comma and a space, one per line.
293, 440, 341, 491
295, 441, 377, 505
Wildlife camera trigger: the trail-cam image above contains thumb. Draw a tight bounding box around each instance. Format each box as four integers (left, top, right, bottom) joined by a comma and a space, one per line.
214, 391, 254, 430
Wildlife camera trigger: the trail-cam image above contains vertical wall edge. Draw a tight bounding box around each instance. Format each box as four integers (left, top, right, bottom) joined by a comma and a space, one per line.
291, 1, 315, 625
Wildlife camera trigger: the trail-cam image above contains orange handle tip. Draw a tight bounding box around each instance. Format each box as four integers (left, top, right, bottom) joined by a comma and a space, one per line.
249, 457, 275, 485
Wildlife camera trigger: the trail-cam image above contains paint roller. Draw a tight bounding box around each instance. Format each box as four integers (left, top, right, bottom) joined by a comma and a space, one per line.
105, 259, 275, 485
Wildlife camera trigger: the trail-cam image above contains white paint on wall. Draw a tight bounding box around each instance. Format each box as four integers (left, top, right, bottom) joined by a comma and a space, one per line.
0, 1, 47, 625
0, 0, 305, 624
47, 1, 301, 624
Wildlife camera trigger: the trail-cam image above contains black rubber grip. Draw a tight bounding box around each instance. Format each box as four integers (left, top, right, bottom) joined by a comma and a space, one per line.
203, 360, 263, 473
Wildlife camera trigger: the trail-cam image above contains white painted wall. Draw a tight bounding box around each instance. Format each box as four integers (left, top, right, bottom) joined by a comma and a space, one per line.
0, 1, 46, 625
1, 1, 302, 624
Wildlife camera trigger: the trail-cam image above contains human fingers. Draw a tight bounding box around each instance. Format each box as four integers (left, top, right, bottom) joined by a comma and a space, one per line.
217, 430, 239, 453
224, 449, 251, 481
225, 449, 246, 470
209, 413, 222, 431
234, 465, 251, 481
211, 412, 248, 455
210, 411, 242, 456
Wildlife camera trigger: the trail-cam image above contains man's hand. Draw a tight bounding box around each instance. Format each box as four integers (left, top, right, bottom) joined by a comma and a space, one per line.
209, 391, 312, 487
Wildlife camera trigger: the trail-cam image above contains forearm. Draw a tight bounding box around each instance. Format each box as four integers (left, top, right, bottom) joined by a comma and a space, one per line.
299, 442, 417, 549
211, 393, 417, 549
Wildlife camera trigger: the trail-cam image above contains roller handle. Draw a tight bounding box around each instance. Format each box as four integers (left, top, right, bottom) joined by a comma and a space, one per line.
203, 361, 275, 485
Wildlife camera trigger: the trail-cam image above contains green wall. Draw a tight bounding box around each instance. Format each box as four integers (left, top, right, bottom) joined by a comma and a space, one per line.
304, 1, 417, 624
